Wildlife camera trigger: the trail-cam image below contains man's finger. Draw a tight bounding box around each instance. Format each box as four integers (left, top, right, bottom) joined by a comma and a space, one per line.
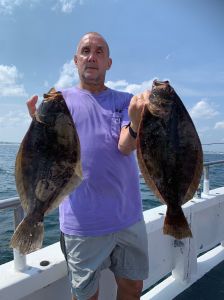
26, 95, 38, 117
143, 90, 151, 99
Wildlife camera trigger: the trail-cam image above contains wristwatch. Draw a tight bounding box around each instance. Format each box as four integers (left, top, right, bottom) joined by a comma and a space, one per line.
126, 122, 137, 139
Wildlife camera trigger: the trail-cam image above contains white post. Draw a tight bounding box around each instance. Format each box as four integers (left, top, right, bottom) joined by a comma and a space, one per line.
203, 166, 210, 195
13, 249, 27, 271
13, 205, 27, 271
172, 212, 197, 283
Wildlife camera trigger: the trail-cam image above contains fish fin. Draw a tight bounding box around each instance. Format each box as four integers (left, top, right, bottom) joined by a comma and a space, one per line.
163, 206, 192, 239
75, 160, 83, 180
136, 139, 166, 204
15, 142, 30, 212
10, 217, 44, 254
183, 147, 203, 203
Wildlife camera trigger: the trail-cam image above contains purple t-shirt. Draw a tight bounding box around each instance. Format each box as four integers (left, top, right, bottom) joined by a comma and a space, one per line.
59, 86, 143, 236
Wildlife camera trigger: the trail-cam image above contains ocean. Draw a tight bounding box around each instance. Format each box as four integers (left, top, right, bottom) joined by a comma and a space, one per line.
0, 143, 223, 265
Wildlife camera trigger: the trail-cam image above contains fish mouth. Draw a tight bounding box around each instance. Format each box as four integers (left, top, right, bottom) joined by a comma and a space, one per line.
153, 80, 173, 95
153, 80, 170, 87
43, 91, 62, 102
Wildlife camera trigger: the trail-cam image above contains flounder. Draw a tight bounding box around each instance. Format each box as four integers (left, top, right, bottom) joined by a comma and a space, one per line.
137, 80, 203, 239
10, 88, 82, 254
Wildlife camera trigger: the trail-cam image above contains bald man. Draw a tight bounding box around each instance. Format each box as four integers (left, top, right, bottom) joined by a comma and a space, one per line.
27, 32, 149, 300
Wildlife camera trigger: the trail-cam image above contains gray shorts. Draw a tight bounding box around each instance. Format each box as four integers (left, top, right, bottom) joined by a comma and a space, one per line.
60, 219, 149, 300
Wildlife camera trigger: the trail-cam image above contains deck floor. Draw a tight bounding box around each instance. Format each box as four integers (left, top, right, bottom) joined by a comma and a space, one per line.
174, 260, 224, 300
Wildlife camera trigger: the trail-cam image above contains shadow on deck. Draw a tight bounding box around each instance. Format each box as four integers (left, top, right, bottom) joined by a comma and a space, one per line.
174, 260, 224, 300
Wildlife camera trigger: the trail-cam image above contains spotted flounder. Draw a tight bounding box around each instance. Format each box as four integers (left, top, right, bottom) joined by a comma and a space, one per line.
10, 88, 82, 254
137, 80, 203, 239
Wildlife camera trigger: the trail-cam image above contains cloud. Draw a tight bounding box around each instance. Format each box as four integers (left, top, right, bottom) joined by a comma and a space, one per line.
0, 110, 30, 127
0, 0, 37, 15
198, 126, 210, 133
55, 66, 154, 93
165, 53, 174, 60
55, 60, 79, 89
53, 0, 83, 13
214, 121, 224, 129
0, 0, 83, 14
0, 0, 22, 14
106, 79, 154, 95
189, 100, 219, 119
0, 65, 28, 97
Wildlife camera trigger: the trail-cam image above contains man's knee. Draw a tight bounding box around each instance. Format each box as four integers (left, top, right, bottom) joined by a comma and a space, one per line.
116, 278, 143, 299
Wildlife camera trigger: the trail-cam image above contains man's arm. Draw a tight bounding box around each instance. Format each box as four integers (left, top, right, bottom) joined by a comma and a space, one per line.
118, 91, 150, 155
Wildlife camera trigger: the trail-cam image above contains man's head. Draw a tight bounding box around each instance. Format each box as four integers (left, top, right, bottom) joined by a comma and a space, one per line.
74, 32, 112, 90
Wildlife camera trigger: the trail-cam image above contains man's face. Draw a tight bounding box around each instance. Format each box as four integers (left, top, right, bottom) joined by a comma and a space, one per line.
74, 34, 112, 86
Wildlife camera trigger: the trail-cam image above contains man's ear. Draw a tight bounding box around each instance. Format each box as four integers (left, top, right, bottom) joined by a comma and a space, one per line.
107, 58, 112, 70
74, 55, 78, 66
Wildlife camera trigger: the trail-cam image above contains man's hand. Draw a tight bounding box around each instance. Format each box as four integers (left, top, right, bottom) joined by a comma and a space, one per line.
128, 90, 150, 132
26, 95, 38, 117
118, 90, 151, 155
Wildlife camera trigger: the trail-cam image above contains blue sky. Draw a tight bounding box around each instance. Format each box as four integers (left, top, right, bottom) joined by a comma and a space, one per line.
0, 0, 223, 152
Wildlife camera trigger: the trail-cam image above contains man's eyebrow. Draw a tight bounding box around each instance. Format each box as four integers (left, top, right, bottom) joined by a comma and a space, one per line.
81, 45, 90, 49
78, 44, 109, 55
81, 44, 105, 49
96, 46, 104, 51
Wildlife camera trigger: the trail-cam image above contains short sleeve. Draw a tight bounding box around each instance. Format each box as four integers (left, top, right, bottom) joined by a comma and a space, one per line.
121, 93, 133, 128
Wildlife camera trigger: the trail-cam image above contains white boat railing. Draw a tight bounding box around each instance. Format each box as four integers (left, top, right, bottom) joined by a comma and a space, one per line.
0, 197, 27, 271
203, 160, 224, 194
0, 160, 224, 271
0, 160, 224, 299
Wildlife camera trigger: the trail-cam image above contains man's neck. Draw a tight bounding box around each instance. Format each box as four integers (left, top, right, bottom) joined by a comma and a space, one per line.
78, 82, 107, 94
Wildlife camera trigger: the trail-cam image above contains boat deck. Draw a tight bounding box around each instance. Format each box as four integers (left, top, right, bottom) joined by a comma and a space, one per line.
174, 260, 224, 300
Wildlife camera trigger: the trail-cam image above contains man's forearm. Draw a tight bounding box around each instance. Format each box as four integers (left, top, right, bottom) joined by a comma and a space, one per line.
118, 90, 150, 155
118, 124, 137, 155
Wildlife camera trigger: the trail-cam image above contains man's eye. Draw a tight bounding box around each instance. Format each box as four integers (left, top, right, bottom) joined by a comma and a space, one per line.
82, 48, 89, 54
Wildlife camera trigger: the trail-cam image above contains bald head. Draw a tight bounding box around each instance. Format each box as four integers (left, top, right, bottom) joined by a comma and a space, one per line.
76, 32, 110, 56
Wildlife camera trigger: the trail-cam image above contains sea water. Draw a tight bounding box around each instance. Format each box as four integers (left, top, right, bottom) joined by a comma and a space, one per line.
0, 143, 223, 264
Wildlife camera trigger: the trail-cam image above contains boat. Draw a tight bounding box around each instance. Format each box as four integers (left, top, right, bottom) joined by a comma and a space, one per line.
0, 160, 224, 300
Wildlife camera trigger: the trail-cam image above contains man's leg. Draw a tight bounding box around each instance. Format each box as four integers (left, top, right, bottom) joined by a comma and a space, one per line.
116, 278, 143, 300
110, 220, 149, 300
60, 232, 114, 300
72, 289, 99, 300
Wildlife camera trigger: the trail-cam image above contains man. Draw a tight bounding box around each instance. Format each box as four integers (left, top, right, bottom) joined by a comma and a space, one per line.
27, 32, 149, 300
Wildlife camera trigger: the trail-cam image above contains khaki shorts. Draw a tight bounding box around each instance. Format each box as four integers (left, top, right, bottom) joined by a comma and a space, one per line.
60, 219, 149, 300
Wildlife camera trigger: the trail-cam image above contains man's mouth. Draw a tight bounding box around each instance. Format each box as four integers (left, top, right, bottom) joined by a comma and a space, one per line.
85, 66, 98, 70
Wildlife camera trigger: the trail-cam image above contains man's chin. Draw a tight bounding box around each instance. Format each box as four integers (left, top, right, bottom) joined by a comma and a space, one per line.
82, 75, 100, 84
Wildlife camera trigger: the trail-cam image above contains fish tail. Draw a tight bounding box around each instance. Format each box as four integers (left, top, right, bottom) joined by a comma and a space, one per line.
163, 205, 192, 239
10, 217, 44, 254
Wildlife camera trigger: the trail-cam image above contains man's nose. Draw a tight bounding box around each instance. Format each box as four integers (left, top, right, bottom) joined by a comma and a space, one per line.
87, 52, 97, 62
